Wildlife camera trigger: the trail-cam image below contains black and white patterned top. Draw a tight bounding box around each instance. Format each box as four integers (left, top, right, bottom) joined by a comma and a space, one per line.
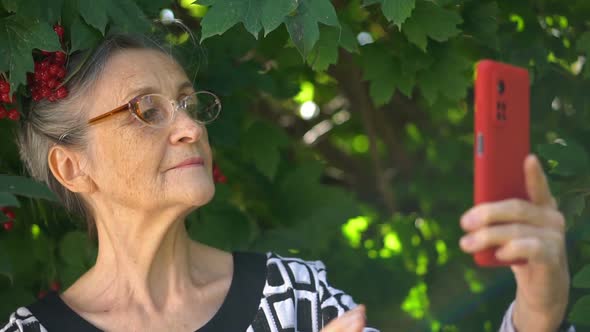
0, 251, 575, 332
0, 251, 379, 332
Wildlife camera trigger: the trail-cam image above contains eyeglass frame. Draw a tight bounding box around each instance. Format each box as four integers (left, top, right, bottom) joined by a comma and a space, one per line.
57, 90, 221, 142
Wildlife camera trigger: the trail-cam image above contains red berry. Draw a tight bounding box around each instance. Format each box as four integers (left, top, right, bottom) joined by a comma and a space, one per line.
1, 93, 11, 103
32, 92, 42, 102
39, 70, 50, 82
2, 221, 14, 231
34, 71, 44, 82
0, 81, 10, 94
49, 281, 61, 292
37, 290, 48, 299
48, 94, 57, 102
55, 86, 68, 99
54, 51, 66, 65
56, 67, 66, 79
7, 109, 19, 121
39, 87, 51, 98
46, 79, 57, 89
217, 175, 227, 183
40, 60, 50, 71
49, 64, 60, 76
3, 208, 15, 219
0, 207, 7, 213
0, 107, 6, 119
53, 24, 65, 38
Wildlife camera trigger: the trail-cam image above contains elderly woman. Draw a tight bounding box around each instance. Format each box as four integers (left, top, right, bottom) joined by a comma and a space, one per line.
0, 34, 573, 332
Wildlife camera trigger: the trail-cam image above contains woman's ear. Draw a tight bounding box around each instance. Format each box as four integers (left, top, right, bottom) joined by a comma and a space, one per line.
48, 145, 94, 193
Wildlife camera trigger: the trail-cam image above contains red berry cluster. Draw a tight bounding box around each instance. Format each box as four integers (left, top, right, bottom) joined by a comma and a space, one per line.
0, 79, 19, 121
213, 163, 227, 183
27, 24, 68, 103
1, 207, 15, 231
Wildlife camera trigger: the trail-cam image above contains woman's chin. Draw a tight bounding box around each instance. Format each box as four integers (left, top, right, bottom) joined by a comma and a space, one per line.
179, 182, 215, 206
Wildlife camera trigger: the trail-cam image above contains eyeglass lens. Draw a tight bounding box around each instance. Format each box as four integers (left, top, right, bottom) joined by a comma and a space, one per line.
135, 92, 220, 126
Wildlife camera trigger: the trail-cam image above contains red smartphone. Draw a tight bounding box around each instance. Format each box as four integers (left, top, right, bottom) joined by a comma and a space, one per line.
473, 60, 530, 267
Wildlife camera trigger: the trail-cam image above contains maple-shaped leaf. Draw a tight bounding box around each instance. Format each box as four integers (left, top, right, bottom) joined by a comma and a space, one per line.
401, 0, 462, 51
79, 0, 150, 35
416, 46, 471, 105
198, 0, 298, 40
363, 0, 416, 27
285, 0, 340, 57
360, 44, 416, 106
0, 16, 61, 91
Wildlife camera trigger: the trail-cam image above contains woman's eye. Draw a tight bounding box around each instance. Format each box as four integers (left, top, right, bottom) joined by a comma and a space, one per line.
141, 108, 162, 122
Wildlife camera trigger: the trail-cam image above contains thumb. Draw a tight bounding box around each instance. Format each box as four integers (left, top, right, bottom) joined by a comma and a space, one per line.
320, 305, 366, 332
524, 154, 556, 208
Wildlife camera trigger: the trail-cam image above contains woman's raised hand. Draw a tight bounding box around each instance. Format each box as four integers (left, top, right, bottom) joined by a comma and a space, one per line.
320, 305, 366, 332
460, 154, 570, 331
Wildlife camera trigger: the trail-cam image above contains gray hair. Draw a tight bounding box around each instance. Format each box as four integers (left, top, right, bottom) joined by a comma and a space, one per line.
16, 34, 172, 241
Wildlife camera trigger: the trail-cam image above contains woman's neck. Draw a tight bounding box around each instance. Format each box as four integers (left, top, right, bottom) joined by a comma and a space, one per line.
71, 204, 216, 314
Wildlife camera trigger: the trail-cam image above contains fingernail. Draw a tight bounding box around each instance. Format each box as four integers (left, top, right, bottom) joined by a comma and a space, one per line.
460, 235, 475, 250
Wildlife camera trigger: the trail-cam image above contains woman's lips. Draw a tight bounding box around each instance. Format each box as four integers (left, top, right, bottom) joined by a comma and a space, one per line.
170, 157, 204, 170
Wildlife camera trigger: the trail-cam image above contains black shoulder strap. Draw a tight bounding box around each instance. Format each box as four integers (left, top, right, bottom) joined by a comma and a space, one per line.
197, 250, 268, 332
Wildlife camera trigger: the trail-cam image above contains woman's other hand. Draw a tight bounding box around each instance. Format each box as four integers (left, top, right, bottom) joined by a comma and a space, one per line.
321, 305, 366, 332
459, 154, 570, 332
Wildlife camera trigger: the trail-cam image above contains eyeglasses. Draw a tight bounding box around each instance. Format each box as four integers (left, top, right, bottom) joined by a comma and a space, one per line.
58, 91, 221, 142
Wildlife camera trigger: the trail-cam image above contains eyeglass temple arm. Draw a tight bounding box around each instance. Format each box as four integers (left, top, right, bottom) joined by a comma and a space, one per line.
87, 104, 130, 125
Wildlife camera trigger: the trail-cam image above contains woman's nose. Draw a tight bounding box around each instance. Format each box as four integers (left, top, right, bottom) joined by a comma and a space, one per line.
169, 110, 204, 144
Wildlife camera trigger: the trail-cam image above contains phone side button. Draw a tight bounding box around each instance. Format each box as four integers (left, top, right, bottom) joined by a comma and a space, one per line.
477, 133, 484, 156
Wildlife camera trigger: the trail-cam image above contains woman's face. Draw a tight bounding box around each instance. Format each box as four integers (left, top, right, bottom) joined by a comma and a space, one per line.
81, 49, 215, 214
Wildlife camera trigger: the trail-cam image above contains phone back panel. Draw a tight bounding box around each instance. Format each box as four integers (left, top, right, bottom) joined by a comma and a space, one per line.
474, 60, 530, 266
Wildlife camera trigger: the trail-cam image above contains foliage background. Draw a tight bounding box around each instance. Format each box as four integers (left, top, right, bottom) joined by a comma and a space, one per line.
1, 0, 590, 331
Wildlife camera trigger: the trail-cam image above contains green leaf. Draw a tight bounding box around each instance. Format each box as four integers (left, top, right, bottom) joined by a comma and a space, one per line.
0, 175, 58, 202
537, 141, 590, 177
365, 0, 416, 27
261, 0, 298, 36
105, 0, 151, 34
187, 198, 252, 250
401, 1, 462, 51
569, 294, 590, 325
563, 193, 586, 222
462, 1, 499, 49
339, 22, 359, 53
0, 249, 13, 283
79, 1, 109, 34
1, 0, 16, 12
576, 32, 590, 78
573, 265, 590, 289
0, 192, 20, 207
199, 0, 297, 39
199, 0, 253, 40
306, 25, 340, 71
71, 15, 102, 52
1, 0, 42, 20
360, 44, 417, 105
416, 47, 471, 105
80, 0, 150, 36
59, 231, 94, 268
242, 121, 290, 180
0, 17, 62, 91
285, 0, 339, 56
